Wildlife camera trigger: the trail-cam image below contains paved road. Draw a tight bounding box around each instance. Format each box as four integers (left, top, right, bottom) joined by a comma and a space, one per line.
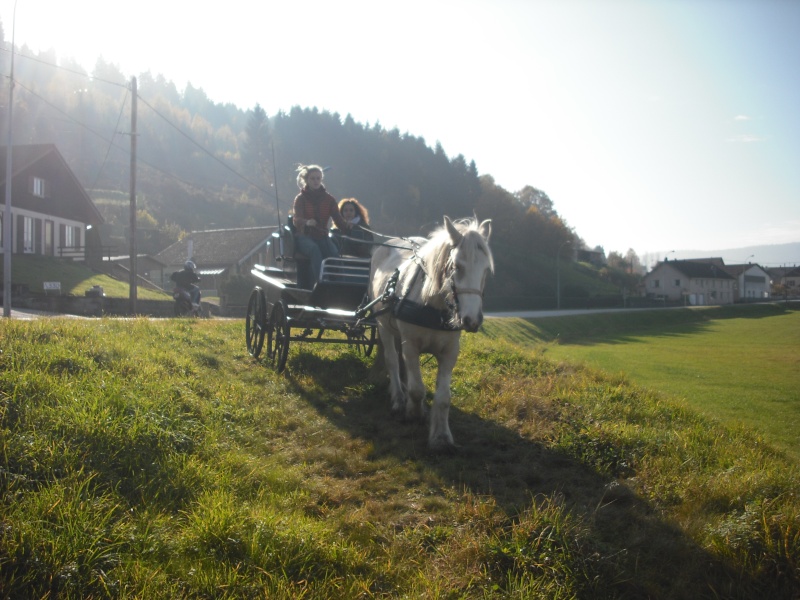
485, 307, 646, 319
2, 307, 87, 320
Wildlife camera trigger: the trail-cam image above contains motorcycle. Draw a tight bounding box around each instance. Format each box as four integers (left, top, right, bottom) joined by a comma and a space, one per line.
172, 287, 203, 317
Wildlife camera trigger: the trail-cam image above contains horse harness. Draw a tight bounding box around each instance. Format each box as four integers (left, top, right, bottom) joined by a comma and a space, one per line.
357, 241, 484, 332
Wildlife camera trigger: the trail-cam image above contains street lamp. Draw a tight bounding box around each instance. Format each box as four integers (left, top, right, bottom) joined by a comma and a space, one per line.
741, 254, 755, 302
556, 239, 572, 310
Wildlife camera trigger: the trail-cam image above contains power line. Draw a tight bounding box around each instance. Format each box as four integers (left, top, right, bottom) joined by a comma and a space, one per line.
8, 79, 228, 193
1, 48, 275, 200
90, 88, 128, 190
0, 47, 128, 90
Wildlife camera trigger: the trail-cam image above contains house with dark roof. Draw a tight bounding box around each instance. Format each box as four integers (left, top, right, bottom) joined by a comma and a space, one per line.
152, 226, 277, 295
773, 265, 800, 297
643, 258, 736, 305
723, 263, 771, 302
0, 144, 104, 261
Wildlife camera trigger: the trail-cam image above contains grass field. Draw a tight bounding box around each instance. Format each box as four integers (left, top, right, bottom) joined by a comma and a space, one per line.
0, 255, 169, 300
2, 311, 799, 598
483, 303, 800, 461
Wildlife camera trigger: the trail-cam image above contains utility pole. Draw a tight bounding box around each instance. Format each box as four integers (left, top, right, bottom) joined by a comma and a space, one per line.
128, 76, 137, 314
3, 1, 17, 318
556, 240, 571, 310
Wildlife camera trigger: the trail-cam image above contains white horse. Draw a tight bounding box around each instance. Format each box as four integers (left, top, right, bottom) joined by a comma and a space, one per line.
369, 216, 493, 450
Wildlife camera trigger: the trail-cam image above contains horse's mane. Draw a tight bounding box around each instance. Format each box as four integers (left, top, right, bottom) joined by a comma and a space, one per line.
418, 217, 494, 304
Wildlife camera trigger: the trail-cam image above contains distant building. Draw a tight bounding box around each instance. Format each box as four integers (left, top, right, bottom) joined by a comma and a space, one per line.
643, 258, 736, 305
723, 263, 771, 302
0, 144, 104, 262
153, 226, 277, 295
576, 247, 606, 266
773, 266, 800, 297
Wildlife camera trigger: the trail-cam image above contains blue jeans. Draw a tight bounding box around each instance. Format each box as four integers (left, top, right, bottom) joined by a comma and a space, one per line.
295, 235, 339, 286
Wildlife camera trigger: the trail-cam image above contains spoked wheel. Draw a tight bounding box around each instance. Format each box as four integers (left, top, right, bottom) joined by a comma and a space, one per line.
267, 301, 291, 373
245, 288, 267, 358
349, 323, 378, 357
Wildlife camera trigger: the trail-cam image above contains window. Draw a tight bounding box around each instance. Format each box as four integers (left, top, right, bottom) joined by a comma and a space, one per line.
653, 279, 661, 288
674, 279, 680, 287
23, 216, 33, 253
30, 176, 48, 198
44, 220, 54, 256
64, 225, 80, 248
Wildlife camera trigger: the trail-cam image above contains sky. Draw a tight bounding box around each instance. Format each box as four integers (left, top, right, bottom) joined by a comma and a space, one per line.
2, 0, 799, 260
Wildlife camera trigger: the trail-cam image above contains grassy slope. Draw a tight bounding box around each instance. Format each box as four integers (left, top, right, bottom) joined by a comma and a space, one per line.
484, 303, 800, 460
1, 316, 799, 598
0, 255, 169, 300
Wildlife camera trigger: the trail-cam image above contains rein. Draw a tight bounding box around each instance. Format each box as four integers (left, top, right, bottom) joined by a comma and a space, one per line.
356, 230, 486, 332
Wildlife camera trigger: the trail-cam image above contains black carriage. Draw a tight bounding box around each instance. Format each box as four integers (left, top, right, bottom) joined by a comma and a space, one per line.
245, 221, 378, 373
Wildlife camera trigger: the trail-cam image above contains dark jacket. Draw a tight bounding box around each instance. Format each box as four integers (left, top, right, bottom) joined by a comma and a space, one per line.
334, 223, 374, 257
171, 268, 200, 290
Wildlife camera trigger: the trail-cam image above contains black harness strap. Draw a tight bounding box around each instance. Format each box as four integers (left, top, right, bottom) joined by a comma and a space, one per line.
392, 299, 460, 331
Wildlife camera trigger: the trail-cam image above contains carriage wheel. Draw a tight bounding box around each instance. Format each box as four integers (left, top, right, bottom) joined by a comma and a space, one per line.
267, 301, 291, 373
350, 323, 377, 357
245, 288, 267, 358
363, 325, 377, 357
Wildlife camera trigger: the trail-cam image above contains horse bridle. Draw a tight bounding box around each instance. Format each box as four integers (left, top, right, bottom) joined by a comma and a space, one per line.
357, 234, 486, 323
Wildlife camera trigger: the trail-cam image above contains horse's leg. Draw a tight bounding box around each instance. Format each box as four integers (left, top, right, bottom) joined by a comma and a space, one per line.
428, 342, 460, 451
401, 342, 427, 423
377, 320, 405, 414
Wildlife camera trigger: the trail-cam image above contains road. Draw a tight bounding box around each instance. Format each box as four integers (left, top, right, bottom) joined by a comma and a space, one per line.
2, 307, 87, 320
485, 307, 647, 319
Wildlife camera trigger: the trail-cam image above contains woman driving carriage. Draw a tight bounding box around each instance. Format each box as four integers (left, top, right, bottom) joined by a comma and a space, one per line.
291, 164, 351, 285
331, 198, 374, 257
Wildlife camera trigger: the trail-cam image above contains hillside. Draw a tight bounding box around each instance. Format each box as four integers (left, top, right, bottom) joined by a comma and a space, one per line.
0, 45, 632, 310
1, 316, 798, 597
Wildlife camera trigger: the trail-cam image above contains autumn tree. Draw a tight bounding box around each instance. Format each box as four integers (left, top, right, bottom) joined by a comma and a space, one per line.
515, 185, 556, 217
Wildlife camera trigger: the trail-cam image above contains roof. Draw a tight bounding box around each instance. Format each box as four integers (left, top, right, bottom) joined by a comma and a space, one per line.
0, 144, 104, 225
655, 260, 735, 280
724, 263, 765, 276
765, 266, 799, 278
783, 266, 800, 278
154, 226, 277, 269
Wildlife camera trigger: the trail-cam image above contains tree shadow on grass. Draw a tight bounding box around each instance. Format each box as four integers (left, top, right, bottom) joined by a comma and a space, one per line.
528, 303, 796, 347
281, 351, 788, 599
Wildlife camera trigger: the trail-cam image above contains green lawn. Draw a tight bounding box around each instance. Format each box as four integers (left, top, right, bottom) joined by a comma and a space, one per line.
484, 305, 800, 461
3, 316, 800, 597
0, 255, 169, 300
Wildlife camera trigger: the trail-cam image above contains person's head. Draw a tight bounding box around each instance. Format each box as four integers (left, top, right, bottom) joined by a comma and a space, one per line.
338, 198, 369, 225
185, 260, 196, 272
296, 164, 324, 191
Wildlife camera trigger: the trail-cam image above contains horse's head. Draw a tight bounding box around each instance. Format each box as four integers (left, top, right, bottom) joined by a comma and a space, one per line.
436, 216, 493, 332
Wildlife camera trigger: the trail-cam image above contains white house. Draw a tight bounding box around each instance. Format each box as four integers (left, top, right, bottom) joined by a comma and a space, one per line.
643, 259, 736, 305
724, 263, 771, 302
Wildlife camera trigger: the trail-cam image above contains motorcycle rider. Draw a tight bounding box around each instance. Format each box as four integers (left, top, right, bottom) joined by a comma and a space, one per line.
170, 260, 201, 306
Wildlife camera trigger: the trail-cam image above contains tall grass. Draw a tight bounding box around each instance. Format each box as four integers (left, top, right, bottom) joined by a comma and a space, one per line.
1, 316, 799, 598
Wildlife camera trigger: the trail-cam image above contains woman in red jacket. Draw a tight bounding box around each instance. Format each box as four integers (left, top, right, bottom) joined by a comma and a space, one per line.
292, 164, 350, 286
